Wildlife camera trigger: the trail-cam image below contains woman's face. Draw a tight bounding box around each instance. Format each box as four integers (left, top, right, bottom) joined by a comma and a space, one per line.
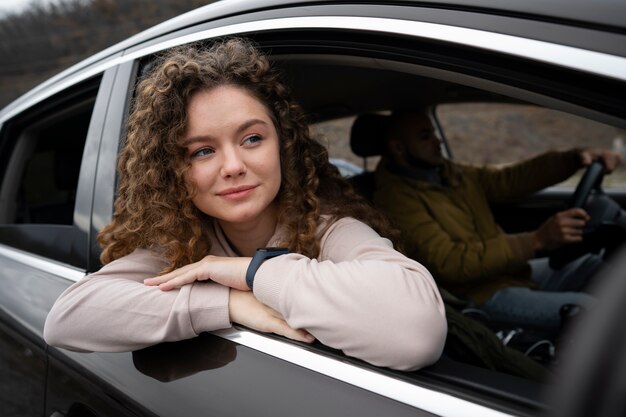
181, 85, 282, 228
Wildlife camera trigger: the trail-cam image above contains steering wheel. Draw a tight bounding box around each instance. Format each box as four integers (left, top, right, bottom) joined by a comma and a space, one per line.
549, 161, 626, 269
569, 161, 605, 209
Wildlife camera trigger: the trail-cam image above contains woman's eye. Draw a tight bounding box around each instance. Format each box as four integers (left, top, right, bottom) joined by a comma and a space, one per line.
242, 134, 262, 145
191, 147, 214, 158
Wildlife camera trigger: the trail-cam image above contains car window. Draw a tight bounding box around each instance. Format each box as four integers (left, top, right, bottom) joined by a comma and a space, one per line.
311, 115, 378, 175
436, 103, 626, 188
4, 107, 89, 225
0, 77, 101, 267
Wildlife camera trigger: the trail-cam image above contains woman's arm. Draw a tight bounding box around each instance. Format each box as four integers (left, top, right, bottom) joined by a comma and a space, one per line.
43, 248, 230, 352
253, 217, 447, 371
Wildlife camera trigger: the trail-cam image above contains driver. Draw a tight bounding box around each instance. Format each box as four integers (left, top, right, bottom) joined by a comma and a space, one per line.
373, 109, 622, 332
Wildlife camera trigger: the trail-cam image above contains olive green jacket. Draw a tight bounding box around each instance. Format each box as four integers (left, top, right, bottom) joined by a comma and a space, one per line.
374, 150, 582, 304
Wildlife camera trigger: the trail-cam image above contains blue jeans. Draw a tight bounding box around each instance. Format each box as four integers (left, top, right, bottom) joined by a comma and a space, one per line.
480, 254, 601, 332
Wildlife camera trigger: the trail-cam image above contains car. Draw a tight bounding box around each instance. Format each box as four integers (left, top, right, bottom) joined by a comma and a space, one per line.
1, 1, 626, 416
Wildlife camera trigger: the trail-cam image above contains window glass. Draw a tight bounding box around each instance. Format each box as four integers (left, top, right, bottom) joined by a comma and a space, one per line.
1, 100, 91, 225
436, 103, 626, 187
310, 115, 376, 176
0, 78, 100, 268
17, 113, 88, 225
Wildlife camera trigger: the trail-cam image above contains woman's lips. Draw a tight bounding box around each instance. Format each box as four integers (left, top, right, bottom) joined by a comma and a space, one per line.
217, 185, 257, 200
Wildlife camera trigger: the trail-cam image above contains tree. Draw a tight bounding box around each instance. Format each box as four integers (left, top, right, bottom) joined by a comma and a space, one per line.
0, 0, 213, 109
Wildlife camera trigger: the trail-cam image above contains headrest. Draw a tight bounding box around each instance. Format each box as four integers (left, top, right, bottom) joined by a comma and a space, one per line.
350, 113, 390, 158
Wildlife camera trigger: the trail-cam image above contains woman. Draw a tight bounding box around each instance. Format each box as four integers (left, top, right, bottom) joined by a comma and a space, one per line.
44, 38, 446, 371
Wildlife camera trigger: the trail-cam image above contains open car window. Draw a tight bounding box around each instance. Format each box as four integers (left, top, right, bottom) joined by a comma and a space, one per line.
296, 40, 626, 413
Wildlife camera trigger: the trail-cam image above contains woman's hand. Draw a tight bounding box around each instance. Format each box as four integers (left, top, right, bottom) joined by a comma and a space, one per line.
229, 290, 315, 343
144, 255, 251, 291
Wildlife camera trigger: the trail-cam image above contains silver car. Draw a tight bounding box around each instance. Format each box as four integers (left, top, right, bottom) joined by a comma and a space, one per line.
1, 1, 625, 416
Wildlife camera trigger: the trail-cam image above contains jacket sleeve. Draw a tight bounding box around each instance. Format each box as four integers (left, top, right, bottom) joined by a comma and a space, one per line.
43, 248, 230, 352
252, 218, 447, 371
397, 195, 534, 284
475, 149, 582, 202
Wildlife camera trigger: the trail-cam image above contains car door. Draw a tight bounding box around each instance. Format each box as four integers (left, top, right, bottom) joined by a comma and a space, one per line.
0, 66, 117, 417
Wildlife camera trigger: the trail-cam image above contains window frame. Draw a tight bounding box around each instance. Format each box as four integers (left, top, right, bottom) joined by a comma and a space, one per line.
0, 70, 116, 270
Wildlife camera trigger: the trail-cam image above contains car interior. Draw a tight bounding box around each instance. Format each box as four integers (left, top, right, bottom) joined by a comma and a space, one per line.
265, 49, 626, 412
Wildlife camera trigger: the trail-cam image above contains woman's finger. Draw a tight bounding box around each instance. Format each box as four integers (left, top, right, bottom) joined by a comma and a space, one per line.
143, 263, 195, 285
143, 272, 177, 286
144, 259, 209, 287
144, 269, 203, 290
158, 269, 208, 291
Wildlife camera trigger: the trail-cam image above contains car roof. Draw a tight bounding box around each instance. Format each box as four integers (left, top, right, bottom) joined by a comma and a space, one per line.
130, 0, 626, 41
2, 0, 625, 121
96, 0, 626, 65
141, 0, 626, 39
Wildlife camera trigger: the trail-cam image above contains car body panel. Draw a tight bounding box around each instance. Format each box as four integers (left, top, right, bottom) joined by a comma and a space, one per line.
0, 247, 73, 417
0, 320, 46, 417
47, 335, 439, 417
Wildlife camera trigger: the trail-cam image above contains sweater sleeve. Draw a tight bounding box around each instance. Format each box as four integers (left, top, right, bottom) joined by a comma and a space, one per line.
43, 248, 230, 352
252, 218, 447, 371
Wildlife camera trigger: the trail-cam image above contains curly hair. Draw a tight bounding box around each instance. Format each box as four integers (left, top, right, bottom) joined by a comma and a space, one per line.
98, 38, 399, 271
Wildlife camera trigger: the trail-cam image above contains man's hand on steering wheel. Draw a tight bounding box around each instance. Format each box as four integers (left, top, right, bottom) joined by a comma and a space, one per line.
533, 208, 590, 252
580, 148, 622, 173
548, 149, 624, 269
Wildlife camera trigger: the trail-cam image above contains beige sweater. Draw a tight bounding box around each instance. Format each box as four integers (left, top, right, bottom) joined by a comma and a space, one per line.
44, 217, 446, 371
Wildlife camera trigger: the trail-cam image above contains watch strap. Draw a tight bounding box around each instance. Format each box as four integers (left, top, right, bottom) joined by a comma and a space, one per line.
245, 247, 289, 289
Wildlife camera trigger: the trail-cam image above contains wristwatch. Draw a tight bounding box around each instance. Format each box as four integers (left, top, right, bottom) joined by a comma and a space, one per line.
245, 247, 289, 289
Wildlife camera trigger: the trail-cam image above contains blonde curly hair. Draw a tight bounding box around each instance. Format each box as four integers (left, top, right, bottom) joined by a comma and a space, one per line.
98, 38, 398, 271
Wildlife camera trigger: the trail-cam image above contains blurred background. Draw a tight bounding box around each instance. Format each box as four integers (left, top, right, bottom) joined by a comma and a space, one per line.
0, 0, 216, 109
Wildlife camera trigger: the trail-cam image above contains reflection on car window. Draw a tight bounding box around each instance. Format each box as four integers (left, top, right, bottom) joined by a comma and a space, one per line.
436, 103, 626, 188
17, 120, 87, 224
0, 100, 92, 225
0, 78, 99, 268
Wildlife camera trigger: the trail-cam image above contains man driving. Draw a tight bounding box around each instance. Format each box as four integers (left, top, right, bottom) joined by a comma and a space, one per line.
373, 109, 622, 332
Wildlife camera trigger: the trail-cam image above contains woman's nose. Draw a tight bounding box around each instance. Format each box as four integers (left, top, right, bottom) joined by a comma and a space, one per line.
220, 147, 246, 177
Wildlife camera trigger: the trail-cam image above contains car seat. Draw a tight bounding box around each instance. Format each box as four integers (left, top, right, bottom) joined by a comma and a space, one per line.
348, 113, 390, 201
